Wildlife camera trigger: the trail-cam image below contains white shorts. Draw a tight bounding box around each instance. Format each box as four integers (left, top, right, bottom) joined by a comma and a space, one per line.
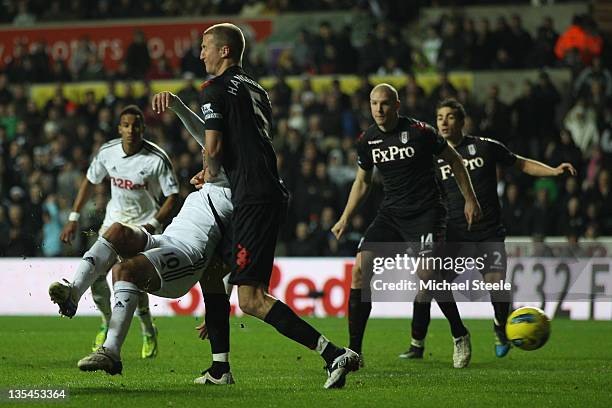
99, 221, 161, 236
140, 184, 232, 298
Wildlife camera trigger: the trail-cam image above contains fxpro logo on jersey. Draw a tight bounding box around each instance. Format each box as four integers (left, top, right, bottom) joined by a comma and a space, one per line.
439, 157, 485, 180
372, 146, 415, 163
201, 103, 223, 121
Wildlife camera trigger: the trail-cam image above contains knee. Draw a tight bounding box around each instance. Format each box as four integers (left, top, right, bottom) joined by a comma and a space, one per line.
416, 290, 433, 303
417, 268, 435, 282
112, 262, 137, 284
103, 223, 131, 247
238, 295, 257, 316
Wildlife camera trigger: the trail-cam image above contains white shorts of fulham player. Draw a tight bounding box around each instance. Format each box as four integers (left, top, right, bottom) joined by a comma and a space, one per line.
140, 183, 232, 298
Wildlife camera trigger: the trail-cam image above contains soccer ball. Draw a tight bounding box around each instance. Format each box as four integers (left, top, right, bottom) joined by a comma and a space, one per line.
505, 307, 551, 351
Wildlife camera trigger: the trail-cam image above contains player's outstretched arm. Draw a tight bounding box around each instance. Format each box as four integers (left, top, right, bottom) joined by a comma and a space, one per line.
438, 145, 482, 229
515, 156, 577, 177
332, 168, 373, 240
60, 177, 94, 244
152, 91, 206, 147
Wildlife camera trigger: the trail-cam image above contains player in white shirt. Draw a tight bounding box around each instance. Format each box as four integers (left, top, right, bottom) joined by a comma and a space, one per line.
49, 105, 179, 359
75, 93, 234, 385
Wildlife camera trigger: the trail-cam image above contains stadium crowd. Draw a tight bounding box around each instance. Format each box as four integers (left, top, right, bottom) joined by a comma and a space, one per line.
0, 5, 611, 257
4, 1, 609, 82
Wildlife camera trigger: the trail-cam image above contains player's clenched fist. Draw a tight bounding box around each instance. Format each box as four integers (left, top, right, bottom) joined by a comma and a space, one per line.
152, 91, 178, 114
331, 218, 348, 240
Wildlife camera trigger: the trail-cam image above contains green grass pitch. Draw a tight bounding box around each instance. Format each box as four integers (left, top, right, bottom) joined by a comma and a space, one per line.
1, 316, 611, 407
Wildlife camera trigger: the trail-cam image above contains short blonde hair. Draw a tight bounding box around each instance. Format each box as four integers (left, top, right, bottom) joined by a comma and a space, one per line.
204, 23, 246, 62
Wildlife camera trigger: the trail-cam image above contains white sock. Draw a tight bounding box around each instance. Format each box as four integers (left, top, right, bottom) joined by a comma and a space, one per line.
136, 291, 155, 336
315, 335, 329, 355
91, 277, 112, 326
72, 237, 118, 300
103, 281, 139, 358
411, 338, 425, 348
212, 353, 229, 363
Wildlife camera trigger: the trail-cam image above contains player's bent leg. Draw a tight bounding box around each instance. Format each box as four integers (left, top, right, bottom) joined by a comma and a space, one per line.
237, 284, 359, 389
49, 230, 126, 318
348, 252, 371, 367
102, 222, 148, 259
484, 271, 511, 357
78, 256, 159, 375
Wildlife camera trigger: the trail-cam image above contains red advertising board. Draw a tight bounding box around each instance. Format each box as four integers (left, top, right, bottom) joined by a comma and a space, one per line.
0, 19, 272, 69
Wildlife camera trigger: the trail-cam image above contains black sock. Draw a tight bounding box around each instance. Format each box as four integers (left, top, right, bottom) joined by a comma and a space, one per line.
411, 301, 432, 342
208, 361, 230, 378
434, 290, 468, 338
321, 342, 344, 365
348, 289, 371, 354
204, 293, 230, 355
490, 290, 511, 329
264, 300, 322, 350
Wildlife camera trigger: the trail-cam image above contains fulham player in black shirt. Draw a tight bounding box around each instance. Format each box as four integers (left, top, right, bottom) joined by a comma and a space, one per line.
401, 99, 575, 360
197, 23, 358, 389
332, 84, 483, 368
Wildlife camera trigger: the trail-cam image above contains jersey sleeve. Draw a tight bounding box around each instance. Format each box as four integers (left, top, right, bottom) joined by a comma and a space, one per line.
156, 158, 180, 197
417, 122, 448, 156
86, 148, 108, 184
356, 132, 373, 171
200, 85, 225, 132
490, 139, 517, 166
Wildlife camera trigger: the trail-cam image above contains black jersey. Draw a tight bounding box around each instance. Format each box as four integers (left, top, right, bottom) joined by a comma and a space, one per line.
199, 65, 289, 206
357, 116, 448, 217
436, 135, 517, 240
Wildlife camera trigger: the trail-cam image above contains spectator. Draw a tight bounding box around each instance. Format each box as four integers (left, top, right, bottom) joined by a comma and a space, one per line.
41, 196, 63, 257
508, 14, 533, 68
13, 0, 35, 26
574, 56, 612, 99
125, 30, 151, 78
559, 196, 585, 236
181, 37, 203, 75
526, 188, 554, 236
287, 222, 318, 256
472, 17, 495, 69
422, 25, 442, 70
564, 98, 600, 157
480, 84, 511, 143
533, 71, 561, 139
69, 37, 93, 80
529, 16, 559, 68
501, 183, 528, 235
555, 14, 603, 67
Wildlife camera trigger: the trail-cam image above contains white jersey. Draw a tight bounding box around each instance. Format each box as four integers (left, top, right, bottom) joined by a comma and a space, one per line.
87, 139, 179, 227
142, 183, 233, 298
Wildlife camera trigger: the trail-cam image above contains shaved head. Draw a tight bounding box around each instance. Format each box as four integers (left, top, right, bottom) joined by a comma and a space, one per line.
370, 83, 399, 102
370, 83, 400, 131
